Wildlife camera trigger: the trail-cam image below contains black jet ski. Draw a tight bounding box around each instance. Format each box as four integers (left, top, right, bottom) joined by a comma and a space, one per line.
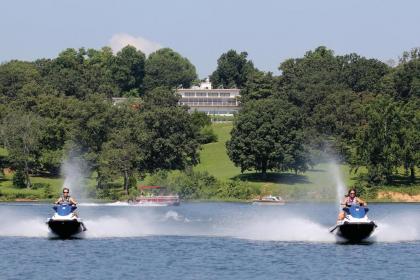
47, 204, 86, 238
330, 204, 377, 242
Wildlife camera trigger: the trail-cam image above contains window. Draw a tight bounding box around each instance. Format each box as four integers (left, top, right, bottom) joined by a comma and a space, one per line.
220, 93, 230, 97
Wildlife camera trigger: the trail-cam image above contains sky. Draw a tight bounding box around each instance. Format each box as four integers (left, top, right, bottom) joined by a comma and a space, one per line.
1, 0, 419, 77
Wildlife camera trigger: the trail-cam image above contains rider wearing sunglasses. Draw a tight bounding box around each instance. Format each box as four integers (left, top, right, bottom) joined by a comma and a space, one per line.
337, 188, 367, 220
55, 187, 78, 205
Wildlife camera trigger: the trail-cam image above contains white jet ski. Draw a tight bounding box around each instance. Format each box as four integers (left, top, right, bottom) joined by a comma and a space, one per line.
47, 203, 86, 238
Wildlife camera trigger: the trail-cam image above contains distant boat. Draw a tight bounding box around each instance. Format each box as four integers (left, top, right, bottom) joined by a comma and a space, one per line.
252, 195, 285, 205
129, 186, 180, 206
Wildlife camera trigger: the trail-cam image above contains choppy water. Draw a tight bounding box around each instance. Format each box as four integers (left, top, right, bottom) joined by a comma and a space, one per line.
0, 202, 419, 279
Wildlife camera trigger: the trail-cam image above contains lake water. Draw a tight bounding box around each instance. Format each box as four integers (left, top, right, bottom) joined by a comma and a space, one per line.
0, 202, 419, 279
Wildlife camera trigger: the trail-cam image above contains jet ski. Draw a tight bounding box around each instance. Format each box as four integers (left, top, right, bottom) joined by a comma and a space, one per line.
47, 203, 87, 238
330, 204, 377, 242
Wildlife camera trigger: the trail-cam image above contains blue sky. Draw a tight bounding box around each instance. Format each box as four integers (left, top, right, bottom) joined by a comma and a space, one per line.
1, 0, 419, 77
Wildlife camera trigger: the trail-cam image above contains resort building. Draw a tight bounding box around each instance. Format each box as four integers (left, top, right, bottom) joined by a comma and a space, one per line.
176, 79, 240, 116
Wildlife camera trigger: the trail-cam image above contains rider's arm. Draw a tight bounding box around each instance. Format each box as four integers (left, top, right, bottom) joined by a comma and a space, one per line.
55, 197, 62, 204
357, 197, 367, 206
70, 197, 78, 205
340, 198, 347, 206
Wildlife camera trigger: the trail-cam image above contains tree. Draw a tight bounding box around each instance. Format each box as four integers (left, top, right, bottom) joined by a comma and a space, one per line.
99, 128, 141, 195
352, 96, 405, 184
240, 70, 275, 102
144, 48, 197, 91
338, 54, 390, 93
392, 49, 420, 99
138, 88, 200, 172
227, 98, 309, 178
190, 110, 217, 144
0, 112, 43, 188
210, 50, 255, 89
70, 95, 114, 188
0, 60, 42, 100
110, 46, 145, 96
399, 100, 420, 181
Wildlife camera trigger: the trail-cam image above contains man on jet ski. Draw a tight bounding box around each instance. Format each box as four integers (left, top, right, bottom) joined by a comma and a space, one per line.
55, 187, 77, 205
338, 188, 367, 220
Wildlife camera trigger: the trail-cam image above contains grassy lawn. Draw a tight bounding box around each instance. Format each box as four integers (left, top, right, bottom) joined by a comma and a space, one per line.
194, 123, 241, 180
193, 123, 419, 200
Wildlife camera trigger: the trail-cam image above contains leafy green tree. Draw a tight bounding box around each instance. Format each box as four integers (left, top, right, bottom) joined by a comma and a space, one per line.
352, 96, 405, 184
399, 100, 420, 181
99, 128, 141, 195
392, 49, 420, 99
227, 98, 309, 178
0, 111, 43, 188
240, 70, 275, 102
144, 48, 197, 91
210, 50, 255, 89
0, 60, 42, 100
190, 111, 217, 144
70, 95, 114, 187
338, 53, 390, 93
138, 89, 200, 172
110, 46, 145, 96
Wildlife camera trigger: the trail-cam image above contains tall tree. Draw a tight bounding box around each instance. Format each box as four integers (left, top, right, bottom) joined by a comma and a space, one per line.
210, 50, 255, 89
227, 98, 309, 178
352, 96, 405, 184
0, 112, 43, 188
144, 48, 197, 91
138, 88, 200, 172
338, 53, 390, 93
99, 128, 141, 195
110, 46, 146, 96
240, 70, 275, 103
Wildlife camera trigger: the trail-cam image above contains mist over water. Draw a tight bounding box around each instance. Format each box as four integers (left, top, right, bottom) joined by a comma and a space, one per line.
61, 155, 89, 200
0, 203, 419, 243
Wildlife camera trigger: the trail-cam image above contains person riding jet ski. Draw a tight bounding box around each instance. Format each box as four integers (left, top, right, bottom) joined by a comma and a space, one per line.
331, 188, 376, 242
47, 187, 86, 238
55, 187, 78, 206
337, 188, 367, 221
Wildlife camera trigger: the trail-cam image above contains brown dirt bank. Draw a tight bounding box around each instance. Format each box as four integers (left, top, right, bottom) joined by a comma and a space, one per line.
377, 191, 420, 202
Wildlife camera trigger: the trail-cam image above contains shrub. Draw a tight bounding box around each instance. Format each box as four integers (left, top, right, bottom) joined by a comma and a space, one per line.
12, 169, 26, 188
198, 125, 218, 144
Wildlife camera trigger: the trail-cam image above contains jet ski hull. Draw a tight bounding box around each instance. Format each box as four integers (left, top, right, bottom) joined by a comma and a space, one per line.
48, 219, 85, 238
336, 221, 376, 242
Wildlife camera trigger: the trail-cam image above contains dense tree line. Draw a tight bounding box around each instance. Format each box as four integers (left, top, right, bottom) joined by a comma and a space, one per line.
214, 47, 419, 184
0, 46, 202, 193
0, 44, 419, 196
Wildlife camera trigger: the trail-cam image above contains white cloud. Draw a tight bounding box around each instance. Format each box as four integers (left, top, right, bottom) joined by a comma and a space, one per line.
109, 33, 162, 55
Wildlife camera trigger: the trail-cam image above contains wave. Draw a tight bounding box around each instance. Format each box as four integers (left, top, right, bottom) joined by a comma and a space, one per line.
0, 206, 418, 243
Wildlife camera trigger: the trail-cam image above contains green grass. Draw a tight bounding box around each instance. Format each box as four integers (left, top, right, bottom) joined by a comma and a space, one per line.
193, 123, 419, 201
194, 123, 241, 180
0, 147, 8, 157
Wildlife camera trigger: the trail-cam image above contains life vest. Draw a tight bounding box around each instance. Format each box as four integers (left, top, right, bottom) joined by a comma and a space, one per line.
346, 196, 358, 205
60, 195, 72, 204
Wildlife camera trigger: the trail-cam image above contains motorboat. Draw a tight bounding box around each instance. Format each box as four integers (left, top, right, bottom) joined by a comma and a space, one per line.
252, 195, 285, 205
129, 186, 180, 206
129, 195, 180, 206
47, 204, 87, 238
330, 204, 377, 242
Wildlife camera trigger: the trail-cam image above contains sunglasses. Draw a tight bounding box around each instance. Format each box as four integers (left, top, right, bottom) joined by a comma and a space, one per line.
350, 192, 356, 195
63, 191, 69, 193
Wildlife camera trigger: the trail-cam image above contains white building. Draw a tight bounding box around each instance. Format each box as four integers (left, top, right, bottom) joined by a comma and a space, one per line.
177, 79, 240, 116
